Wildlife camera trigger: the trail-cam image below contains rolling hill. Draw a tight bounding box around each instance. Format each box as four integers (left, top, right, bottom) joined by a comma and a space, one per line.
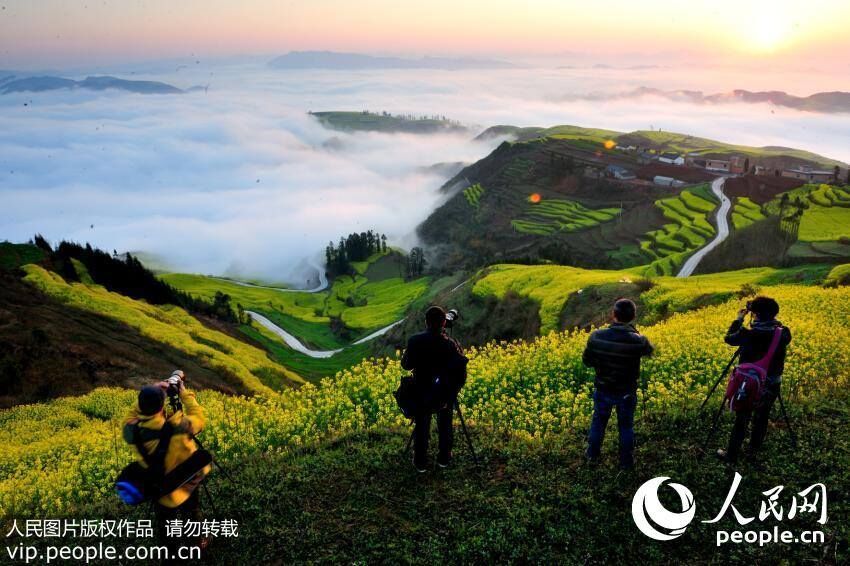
419, 124, 847, 272
2, 270, 849, 563
0, 75, 188, 95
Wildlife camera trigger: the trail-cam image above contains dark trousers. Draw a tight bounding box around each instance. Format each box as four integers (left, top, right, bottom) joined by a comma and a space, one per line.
154, 488, 202, 558
414, 406, 453, 467
587, 389, 637, 468
727, 381, 779, 461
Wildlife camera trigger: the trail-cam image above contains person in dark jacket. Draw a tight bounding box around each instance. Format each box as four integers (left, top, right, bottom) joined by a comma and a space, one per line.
717, 296, 792, 464
583, 299, 654, 469
401, 306, 466, 472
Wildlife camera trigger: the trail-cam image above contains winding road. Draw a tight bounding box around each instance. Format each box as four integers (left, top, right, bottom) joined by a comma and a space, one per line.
676, 177, 731, 278
246, 311, 403, 359
213, 259, 329, 293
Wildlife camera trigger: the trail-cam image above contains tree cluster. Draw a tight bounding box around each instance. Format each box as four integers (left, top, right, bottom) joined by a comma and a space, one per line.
33, 236, 237, 323
406, 247, 426, 278
325, 230, 388, 277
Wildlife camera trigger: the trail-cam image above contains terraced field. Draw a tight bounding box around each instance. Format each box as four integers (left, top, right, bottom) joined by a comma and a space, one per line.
731, 196, 766, 229
463, 183, 484, 208
798, 185, 850, 242
511, 199, 621, 236
639, 186, 717, 276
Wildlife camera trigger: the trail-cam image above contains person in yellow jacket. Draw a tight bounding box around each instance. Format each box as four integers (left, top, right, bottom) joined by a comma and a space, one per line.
123, 371, 211, 533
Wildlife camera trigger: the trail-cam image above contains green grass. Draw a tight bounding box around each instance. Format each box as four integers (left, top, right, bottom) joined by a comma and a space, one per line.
161, 272, 330, 323
3, 282, 849, 564
463, 183, 485, 208
620, 130, 846, 167
240, 323, 371, 382
799, 203, 850, 242
0, 242, 44, 270
163, 255, 427, 335
825, 263, 850, 287
640, 187, 717, 275
472, 262, 831, 332
21, 265, 303, 392
731, 197, 767, 230
512, 199, 621, 235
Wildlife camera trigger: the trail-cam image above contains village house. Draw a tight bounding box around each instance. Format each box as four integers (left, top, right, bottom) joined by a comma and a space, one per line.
729, 156, 748, 174
605, 164, 636, 180
705, 159, 730, 173
782, 165, 836, 183
658, 152, 685, 165
654, 175, 686, 188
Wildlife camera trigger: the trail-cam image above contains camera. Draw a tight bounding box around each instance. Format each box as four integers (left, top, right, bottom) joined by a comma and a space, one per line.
745, 300, 753, 312
166, 370, 184, 408
445, 308, 460, 328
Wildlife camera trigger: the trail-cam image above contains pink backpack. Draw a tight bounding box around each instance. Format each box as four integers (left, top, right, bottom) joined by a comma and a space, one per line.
724, 327, 783, 412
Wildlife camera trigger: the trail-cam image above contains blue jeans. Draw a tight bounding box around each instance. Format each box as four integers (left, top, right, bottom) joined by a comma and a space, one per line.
587, 389, 637, 467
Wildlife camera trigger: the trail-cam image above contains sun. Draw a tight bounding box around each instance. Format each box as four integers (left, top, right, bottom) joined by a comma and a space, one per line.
743, 2, 795, 53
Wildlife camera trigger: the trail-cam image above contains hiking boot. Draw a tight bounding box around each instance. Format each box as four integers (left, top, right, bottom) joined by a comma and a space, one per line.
584, 449, 600, 466
412, 458, 427, 473
437, 453, 452, 468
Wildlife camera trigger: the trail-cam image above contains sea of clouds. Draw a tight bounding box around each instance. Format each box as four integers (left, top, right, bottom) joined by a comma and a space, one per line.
2, 60, 849, 284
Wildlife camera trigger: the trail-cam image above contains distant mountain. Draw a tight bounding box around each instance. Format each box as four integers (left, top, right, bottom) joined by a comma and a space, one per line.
311, 111, 470, 135
0, 74, 187, 95
590, 86, 850, 113
269, 51, 516, 70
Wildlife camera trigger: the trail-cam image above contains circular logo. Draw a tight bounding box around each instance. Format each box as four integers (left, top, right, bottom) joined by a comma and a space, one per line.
632, 476, 696, 541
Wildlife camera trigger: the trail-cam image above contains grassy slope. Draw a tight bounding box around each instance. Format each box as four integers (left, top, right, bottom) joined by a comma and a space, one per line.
2, 283, 849, 563
639, 186, 717, 276
498, 124, 846, 168
22, 265, 302, 393
162, 254, 428, 381
472, 263, 831, 333
0, 271, 255, 407
161, 254, 426, 338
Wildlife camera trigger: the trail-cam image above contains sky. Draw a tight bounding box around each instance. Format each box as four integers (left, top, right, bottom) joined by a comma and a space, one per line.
2, 0, 850, 70
2, 2, 850, 283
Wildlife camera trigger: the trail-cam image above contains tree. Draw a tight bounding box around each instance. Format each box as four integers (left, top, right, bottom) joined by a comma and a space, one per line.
835, 165, 841, 183
33, 234, 52, 253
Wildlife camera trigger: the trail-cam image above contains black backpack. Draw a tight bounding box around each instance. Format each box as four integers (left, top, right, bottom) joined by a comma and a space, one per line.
394, 337, 468, 417
115, 422, 174, 505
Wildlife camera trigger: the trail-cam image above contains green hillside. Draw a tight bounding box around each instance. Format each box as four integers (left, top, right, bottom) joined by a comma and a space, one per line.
640, 187, 717, 276
21, 264, 303, 393
161, 252, 431, 380
2, 278, 848, 563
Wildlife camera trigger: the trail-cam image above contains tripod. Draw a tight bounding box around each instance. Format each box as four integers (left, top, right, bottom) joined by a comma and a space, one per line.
403, 400, 479, 466
700, 350, 798, 454
191, 434, 238, 515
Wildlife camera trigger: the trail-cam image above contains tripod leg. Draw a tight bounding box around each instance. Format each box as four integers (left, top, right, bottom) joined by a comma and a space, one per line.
777, 390, 798, 449
699, 350, 740, 413
454, 402, 478, 465
202, 481, 219, 517
701, 396, 727, 455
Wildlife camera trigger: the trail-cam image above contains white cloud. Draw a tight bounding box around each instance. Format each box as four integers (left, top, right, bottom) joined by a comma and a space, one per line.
1, 63, 848, 284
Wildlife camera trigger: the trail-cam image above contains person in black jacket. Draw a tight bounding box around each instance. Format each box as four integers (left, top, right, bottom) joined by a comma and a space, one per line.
583, 299, 654, 469
717, 296, 792, 464
401, 306, 466, 472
